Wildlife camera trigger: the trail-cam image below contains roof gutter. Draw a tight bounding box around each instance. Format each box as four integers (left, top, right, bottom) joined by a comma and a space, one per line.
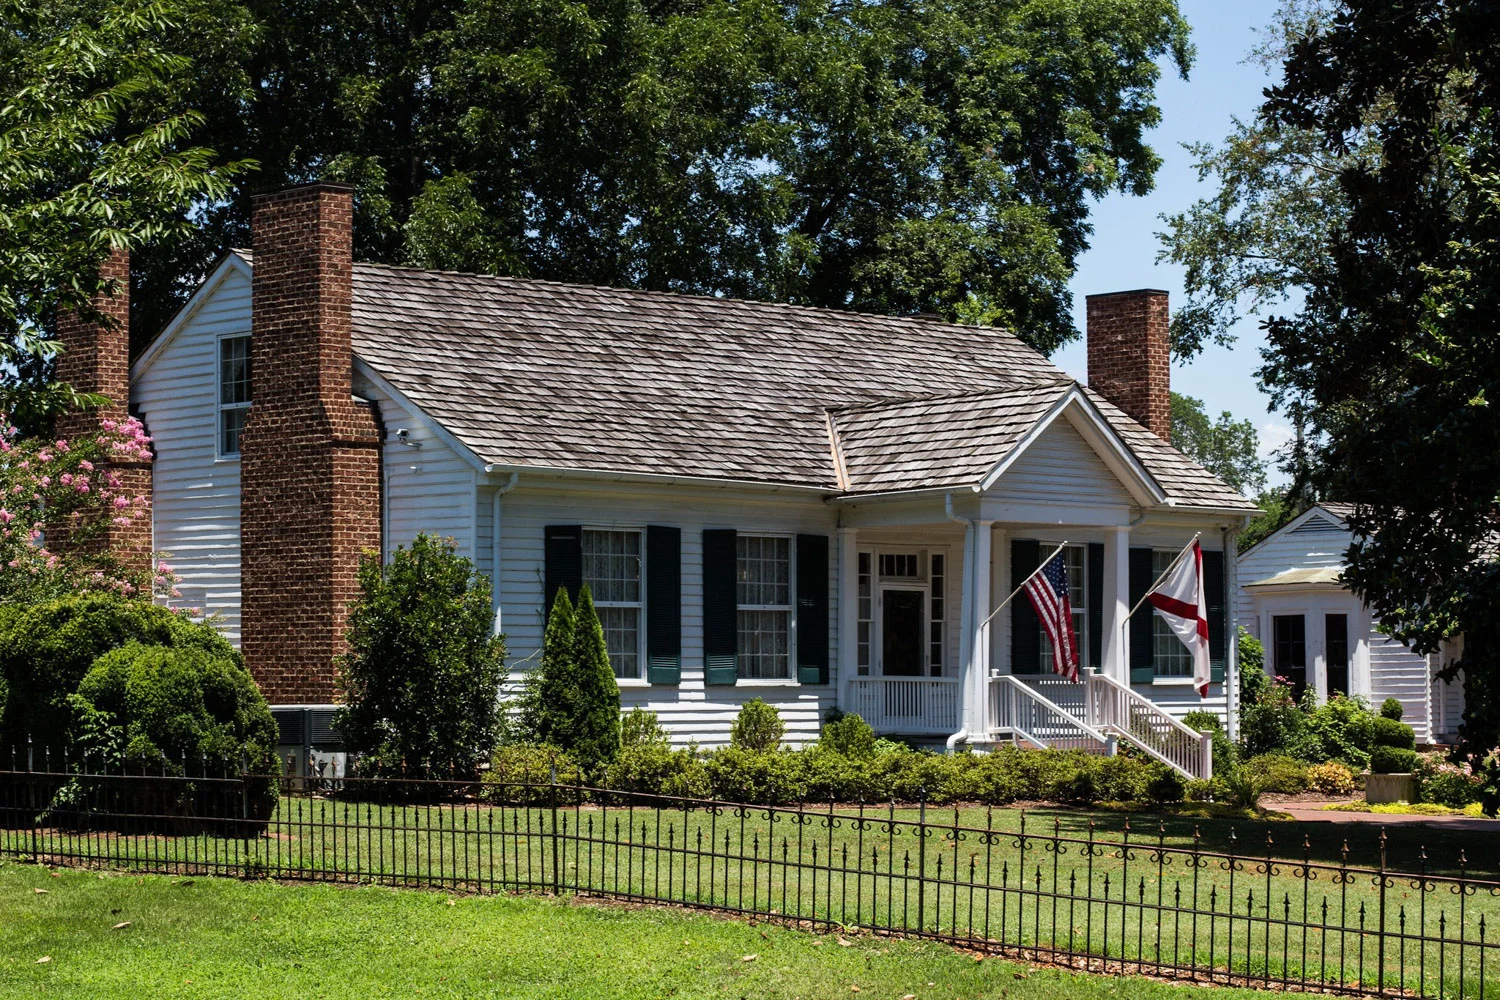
481, 462, 834, 496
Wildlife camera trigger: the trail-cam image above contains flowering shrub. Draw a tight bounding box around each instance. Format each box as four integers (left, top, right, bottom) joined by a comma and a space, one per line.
0, 415, 162, 600
1419, 757, 1481, 808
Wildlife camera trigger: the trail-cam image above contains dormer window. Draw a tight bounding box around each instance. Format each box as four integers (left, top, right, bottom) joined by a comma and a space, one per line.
218, 335, 251, 457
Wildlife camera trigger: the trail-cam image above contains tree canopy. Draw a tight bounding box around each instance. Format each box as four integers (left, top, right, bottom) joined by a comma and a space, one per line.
1252, 0, 1500, 773
120, 0, 1193, 356
0, 0, 252, 429
1169, 392, 1267, 496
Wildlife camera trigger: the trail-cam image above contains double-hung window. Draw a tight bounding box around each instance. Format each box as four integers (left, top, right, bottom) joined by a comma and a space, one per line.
582, 529, 643, 679
1151, 549, 1193, 677
1038, 544, 1087, 668
217, 335, 252, 458
737, 535, 791, 679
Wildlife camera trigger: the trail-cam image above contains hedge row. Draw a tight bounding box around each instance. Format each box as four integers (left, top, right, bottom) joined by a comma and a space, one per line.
485, 739, 1188, 808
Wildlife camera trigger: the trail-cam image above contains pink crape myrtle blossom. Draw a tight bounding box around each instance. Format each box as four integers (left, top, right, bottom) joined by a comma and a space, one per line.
0, 414, 155, 599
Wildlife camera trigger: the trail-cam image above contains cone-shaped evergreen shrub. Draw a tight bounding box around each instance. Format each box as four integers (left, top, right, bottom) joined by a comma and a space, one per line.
519, 587, 578, 750
515, 586, 621, 773
569, 585, 621, 770
336, 534, 507, 780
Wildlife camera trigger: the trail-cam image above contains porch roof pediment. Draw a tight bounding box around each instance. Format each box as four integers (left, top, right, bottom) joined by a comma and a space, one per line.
828, 384, 1166, 508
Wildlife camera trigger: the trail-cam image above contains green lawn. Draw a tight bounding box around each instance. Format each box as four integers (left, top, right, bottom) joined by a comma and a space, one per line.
8, 795, 1499, 997
0, 862, 1294, 999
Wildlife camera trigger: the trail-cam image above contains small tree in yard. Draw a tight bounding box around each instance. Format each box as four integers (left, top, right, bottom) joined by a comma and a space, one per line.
517, 585, 621, 772
336, 534, 506, 780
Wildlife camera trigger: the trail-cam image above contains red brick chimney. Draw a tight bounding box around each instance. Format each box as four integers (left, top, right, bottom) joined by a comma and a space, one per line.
1085, 289, 1171, 442
240, 184, 382, 705
52, 247, 154, 575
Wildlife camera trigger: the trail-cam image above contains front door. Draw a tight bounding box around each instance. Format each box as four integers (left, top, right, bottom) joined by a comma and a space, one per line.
1272, 614, 1308, 700
882, 589, 926, 677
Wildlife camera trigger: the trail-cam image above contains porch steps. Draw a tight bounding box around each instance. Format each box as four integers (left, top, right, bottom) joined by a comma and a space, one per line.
989, 673, 1213, 781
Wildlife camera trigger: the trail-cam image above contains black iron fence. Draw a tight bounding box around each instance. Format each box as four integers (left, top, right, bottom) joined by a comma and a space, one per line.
2, 760, 1498, 999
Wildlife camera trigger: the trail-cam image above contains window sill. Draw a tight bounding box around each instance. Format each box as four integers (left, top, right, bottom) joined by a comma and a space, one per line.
1150, 677, 1200, 687
616, 678, 651, 689
735, 678, 801, 688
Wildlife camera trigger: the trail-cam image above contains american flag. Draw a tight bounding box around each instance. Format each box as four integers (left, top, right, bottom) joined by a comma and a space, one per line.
1024, 554, 1080, 682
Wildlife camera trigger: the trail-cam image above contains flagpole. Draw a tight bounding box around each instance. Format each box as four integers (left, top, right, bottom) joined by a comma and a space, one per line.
1119, 532, 1202, 628
978, 539, 1070, 631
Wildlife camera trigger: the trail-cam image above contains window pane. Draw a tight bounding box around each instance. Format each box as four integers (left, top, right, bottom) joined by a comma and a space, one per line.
737, 609, 789, 678
220, 407, 247, 456
1149, 550, 1192, 677
597, 606, 639, 679
1039, 545, 1086, 673
220, 336, 251, 405
737, 535, 789, 607
582, 530, 640, 603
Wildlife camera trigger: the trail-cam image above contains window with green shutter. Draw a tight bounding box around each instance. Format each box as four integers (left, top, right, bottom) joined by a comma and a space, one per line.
702, 529, 738, 685
543, 525, 582, 616
1128, 547, 1154, 684
1203, 548, 1227, 683
795, 534, 829, 685
646, 525, 681, 684
1010, 540, 1042, 674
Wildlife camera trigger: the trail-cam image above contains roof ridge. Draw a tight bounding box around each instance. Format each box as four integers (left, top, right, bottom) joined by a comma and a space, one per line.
350, 259, 1055, 347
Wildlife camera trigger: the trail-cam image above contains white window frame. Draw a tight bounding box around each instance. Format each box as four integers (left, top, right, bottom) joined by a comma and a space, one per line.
216, 333, 252, 460
581, 527, 645, 681
856, 551, 874, 676
1151, 548, 1192, 678
863, 547, 948, 677
736, 533, 795, 681
1038, 543, 1087, 674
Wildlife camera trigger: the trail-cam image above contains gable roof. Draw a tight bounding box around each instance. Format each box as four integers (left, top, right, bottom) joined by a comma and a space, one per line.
147, 252, 1256, 509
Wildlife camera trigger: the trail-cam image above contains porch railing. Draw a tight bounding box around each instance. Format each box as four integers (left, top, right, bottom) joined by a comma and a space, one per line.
847, 676, 960, 736
988, 675, 1115, 754
1010, 672, 1212, 780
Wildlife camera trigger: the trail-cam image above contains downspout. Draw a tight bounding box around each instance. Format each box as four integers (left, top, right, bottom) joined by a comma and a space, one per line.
1224, 521, 1243, 742
490, 472, 519, 634
944, 493, 974, 751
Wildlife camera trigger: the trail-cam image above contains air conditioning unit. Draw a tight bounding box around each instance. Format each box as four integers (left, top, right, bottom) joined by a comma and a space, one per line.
269, 705, 346, 786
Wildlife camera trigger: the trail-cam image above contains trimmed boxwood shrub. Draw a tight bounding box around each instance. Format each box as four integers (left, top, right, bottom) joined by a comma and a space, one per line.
606, 741, 711, 799
1243, 754, 1310, 794
705, 747, 807, 804
1371, 716, 1416, 750
820, 713, 876, 758
0, 594, 237, 755
483, 744, 583, 804
1371, 746, 1422, 774
730, 699, 786, 752
1380, 698, 1405, 720
62, 643, 278, 832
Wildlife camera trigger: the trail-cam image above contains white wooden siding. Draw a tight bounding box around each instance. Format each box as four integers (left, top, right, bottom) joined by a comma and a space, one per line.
1236, 507, 1440, 741
131, 266, 250, 642
352, 370, 478, 563
495, 482, 842, 748
989, 420, 1135, 510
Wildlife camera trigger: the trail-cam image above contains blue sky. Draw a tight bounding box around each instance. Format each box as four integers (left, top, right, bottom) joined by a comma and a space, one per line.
1053, 0, 1291, 484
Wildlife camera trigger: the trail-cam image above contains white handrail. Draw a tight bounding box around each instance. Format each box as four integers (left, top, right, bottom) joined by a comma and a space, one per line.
990, 676, 1114, 755
1085, 672, 1210, 779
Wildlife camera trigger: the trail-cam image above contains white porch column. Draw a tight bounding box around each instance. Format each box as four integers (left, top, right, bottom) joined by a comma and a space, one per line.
1102, 524, 1130, 684
836, 526, 859, 712
963, 520, 995, 737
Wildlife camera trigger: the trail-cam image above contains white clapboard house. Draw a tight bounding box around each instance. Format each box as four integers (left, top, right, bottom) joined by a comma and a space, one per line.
105, 184, 1263, 778
1237, 503, 1465, 745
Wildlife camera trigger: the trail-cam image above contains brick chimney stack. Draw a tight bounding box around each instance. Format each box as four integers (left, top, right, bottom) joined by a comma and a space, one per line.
240, 183, 382, 705
1085, 289, 1171, 442
52, 247, 154, 574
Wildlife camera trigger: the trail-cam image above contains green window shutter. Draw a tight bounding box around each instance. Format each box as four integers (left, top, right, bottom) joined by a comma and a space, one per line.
646, 525, 681, 684
543, 525, 582, 615
1129, 547, 1155, 684
1010, 540, 1042, 674
795, 534, 830, 685
1087, 543, 1104, 672
702, 528, 738, 685
1203, 548, 1227, 683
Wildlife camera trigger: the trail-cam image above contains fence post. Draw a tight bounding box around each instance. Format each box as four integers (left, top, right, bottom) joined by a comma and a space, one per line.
1377, 827, 1388, 996
549, 760, 560, 896
27, 735, 37, 862
917, 787, 927, 934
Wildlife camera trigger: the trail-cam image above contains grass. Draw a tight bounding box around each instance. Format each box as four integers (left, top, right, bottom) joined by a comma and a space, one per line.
8, 793, 1500, 997
0, 861, 1297, 999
